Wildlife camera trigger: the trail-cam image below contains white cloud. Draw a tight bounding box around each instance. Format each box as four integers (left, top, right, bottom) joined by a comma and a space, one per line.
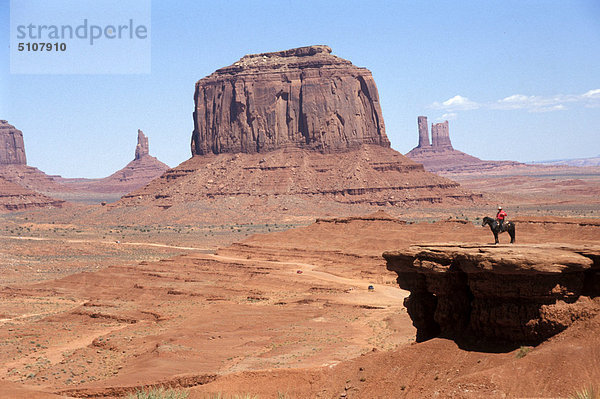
582, 89, 600, 99
430, 89, 600, 114
431, 95, 479, 111
440, 112, 457, 121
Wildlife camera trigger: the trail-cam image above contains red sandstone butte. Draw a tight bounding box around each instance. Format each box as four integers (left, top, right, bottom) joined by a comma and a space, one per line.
191, 45, 390, 155
0, 120, 27, 165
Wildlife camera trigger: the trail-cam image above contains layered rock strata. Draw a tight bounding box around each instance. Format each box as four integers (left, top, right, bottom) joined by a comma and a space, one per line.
0, 120, 27, 165
120, 145, 481, 209
0, 176, 64, 211
384, 244, 600, 345
191, 45, 390, 155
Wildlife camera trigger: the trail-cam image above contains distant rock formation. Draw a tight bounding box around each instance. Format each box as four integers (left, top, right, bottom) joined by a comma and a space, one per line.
135, 129, 149, 160
417, 116, 430, 148
191, 45, 390, 156
0, 121, 70, 207
431, 120, 452, 148
0, 124, 169, 205
57, 129, 170, 195
384, 244, 600, 345
112, 46, 484, 220
406, 117, 519, 173
0, 120, 27, 165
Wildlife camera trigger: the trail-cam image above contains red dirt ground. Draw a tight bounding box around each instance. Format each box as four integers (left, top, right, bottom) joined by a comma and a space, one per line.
0, 211, 599, 398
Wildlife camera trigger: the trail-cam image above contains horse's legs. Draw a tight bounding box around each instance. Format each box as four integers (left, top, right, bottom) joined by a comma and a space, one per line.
509, 226, 515, 244
494, 232, 499, 244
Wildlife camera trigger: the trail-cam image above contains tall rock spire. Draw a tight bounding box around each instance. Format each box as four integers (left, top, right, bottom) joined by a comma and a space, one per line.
431, 121, 452, 149
417, 116, 430, 148
135, 129, 150, 160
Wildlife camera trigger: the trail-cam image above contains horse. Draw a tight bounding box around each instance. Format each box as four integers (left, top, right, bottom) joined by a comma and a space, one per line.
482, 216, 515, 244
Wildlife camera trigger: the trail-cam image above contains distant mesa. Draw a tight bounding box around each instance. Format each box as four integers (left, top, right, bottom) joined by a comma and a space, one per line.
0, 120, 27, 165
0, 122, 169, 207
0, 120, 68, 209
191, 45, 390, 156
406, 116, 519, 173
0, 121, 65, 211
116, 46, 482, 218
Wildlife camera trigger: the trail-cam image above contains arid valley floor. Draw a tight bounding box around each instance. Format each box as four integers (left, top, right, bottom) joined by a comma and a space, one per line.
1, 171, 599, 399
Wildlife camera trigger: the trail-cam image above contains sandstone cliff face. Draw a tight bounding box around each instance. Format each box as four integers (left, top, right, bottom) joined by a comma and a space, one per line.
0, 120, 27, 165
191, 45, 390, 156
384, 244, 600, 345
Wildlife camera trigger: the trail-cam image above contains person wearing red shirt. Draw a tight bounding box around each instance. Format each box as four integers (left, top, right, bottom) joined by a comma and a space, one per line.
496, 206, 507, 229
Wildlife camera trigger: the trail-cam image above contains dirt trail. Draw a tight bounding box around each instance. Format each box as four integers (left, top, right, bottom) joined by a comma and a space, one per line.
0, 235, 215, 251
202, 253, 407, 303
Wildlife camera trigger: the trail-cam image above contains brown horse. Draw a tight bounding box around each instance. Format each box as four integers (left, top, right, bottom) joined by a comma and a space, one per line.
482, 216, 515, 244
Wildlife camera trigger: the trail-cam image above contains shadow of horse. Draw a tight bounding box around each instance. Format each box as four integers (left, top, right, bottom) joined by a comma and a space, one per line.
482, 216, 515, 244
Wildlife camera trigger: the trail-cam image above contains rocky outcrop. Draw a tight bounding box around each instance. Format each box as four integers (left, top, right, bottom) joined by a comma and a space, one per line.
191, 45, 390, 156
0, 120, 27, 165
135, 129, 149, 160
384, 244, 600, 345
406, 117, 519, 173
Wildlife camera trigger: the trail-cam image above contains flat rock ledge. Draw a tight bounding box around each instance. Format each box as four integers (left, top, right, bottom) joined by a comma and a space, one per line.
383, 244, 600, 345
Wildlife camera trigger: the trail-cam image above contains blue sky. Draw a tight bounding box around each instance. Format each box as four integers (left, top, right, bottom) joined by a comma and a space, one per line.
1, 0, 599, 177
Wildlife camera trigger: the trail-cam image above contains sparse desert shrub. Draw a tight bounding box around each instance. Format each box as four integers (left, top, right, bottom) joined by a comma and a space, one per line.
126, 387, 189, 399
515, 346, 532, 359
202, 394, 260, 399
570, 385, 600, 399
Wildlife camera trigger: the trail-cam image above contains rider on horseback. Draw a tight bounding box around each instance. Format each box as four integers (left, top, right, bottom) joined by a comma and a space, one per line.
496, 206, 507, 230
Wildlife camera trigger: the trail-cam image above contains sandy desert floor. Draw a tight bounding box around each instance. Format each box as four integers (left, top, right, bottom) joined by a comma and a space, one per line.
0, 207, 599, 398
